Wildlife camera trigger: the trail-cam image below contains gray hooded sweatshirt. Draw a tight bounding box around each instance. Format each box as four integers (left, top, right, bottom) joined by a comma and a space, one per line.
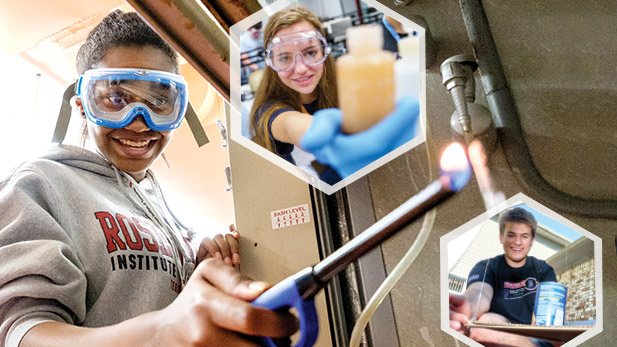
0, 145, 197, 347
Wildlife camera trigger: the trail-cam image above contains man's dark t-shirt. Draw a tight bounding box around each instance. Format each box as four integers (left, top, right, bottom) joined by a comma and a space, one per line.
466, 255, 557, 324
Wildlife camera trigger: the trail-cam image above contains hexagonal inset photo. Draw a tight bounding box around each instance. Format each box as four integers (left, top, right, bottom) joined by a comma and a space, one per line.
441, 194, 601, 347
229, 0, 426, 194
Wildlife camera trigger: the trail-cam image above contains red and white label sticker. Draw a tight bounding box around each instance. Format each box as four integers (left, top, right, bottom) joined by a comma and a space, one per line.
271, 204, 310, 229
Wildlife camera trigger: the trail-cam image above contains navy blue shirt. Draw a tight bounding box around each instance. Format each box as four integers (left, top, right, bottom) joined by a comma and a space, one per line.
466, 255, 557, 324
256, 100, 342, 185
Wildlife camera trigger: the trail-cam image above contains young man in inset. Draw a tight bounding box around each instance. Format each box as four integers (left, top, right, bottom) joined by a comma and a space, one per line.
449, 207, 558, 347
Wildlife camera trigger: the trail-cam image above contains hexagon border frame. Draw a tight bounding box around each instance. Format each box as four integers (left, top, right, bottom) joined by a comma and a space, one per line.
440, 192, 603, 346
229, 0, 428, 195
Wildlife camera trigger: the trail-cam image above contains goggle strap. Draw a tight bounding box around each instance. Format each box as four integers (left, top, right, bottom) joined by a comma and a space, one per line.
184, 102, 209, 147
52, 82, 76, 144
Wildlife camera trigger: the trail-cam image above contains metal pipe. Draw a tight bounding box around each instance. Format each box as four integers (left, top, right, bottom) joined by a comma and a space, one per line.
127, 0, 232, 101
441, 59, 473, 145
458, 0, 617, 218
313, 177, 453, 283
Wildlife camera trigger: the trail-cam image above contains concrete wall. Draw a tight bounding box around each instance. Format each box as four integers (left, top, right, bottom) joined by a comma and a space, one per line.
358, 1, 616, 346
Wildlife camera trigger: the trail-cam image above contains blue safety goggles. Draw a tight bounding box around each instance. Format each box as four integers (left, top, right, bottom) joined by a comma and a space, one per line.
75, 68, 189, 131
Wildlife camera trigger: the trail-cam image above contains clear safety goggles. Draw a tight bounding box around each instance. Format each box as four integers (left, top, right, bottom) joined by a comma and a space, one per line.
75, 68, 189, 131
265, 31, 331, 72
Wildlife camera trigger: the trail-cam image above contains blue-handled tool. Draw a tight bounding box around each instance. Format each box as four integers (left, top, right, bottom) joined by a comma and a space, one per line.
252, 143, 472, 347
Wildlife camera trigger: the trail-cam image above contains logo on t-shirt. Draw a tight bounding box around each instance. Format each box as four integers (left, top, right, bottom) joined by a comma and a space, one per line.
468, 274, 480, 282
503, 277, 538, 299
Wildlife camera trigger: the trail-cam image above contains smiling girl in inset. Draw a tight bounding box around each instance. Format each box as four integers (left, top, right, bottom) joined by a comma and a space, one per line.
250, 6, 421, 185
250, 6, 341, 183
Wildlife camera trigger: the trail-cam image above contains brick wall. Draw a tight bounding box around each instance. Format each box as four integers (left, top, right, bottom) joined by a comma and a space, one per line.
556, 258, 595, 322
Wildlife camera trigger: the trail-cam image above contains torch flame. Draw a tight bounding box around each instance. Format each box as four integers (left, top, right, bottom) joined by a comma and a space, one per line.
439, 142, 471, 192
468, 140, 506, 209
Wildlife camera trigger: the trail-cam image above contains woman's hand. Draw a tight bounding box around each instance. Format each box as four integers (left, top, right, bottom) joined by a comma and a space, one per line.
301, 96, 420, 178
20, 258, 298, 347
197, 224, 241, 269
155, 258, 298, 347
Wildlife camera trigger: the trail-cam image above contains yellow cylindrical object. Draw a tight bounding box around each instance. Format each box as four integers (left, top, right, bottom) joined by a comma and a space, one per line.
336, 25, 396, 134
248, 69, 264, 93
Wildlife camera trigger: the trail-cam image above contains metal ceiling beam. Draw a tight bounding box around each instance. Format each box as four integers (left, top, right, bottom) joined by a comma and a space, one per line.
126, 0, 259, 102
125, 0, 263, 102
199, 0, 263, 32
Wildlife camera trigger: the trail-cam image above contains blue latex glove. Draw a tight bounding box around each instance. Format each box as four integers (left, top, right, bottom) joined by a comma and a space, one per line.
301, 96, 420, 178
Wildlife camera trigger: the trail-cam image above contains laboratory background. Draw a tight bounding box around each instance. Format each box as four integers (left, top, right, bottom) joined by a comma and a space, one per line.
0, 0, 615, 346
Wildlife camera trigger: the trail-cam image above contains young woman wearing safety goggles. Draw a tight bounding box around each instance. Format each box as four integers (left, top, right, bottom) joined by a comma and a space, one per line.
0, 10, 296, 347
74, 64, 185, 181
249, 6, 420, 185
250, 6, 341, 184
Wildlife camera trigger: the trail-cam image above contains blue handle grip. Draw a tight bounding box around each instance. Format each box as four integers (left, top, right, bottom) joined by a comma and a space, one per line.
252, 269, 319, 347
